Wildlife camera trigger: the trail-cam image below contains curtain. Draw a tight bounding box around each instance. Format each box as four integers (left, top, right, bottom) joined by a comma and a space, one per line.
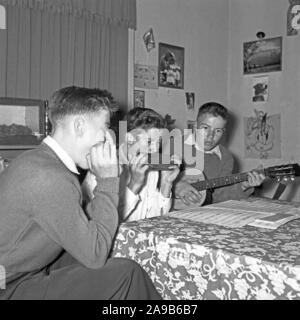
0, 0, 136, 108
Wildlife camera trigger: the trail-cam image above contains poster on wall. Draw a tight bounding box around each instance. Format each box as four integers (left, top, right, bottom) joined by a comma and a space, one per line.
243, 37, 282, 75
158, 43, 184, 89
287, 0, 300, 36
244, 110, 281, 159
134, 90, 145, 108
252, 76, 269, 102
134, 64, 158, 89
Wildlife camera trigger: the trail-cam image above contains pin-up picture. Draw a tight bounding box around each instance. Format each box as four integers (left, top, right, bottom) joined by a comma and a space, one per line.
158, 43, 184, 89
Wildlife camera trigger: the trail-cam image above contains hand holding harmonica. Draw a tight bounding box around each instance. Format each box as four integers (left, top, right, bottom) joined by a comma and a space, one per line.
159, 155, 181, 198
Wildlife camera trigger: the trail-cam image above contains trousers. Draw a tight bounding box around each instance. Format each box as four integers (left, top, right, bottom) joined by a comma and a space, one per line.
0, 252, 162, 300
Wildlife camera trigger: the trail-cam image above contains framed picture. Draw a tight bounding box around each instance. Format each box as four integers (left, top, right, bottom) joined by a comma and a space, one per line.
158, 43, 184, 89
243, 37, 282, 75
134, 90, 145, 108
0, 97, 46, 149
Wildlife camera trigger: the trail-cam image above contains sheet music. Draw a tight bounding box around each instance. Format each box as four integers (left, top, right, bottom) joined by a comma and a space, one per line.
247, 213, 298, 229
211, 199, 300, 215
168, 199, 300, 229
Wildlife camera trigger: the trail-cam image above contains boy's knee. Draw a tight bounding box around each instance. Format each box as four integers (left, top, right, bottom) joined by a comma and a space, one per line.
109, 257, 144, 274
108, 258, 150, 283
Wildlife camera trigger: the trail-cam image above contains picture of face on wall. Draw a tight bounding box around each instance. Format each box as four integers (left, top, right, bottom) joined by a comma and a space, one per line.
134, 90, 145, 108
185, 92, 195, 110
158, 43, 184, 89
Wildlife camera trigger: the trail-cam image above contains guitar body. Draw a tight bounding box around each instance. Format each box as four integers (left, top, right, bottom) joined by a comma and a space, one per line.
172, 168, 206, 211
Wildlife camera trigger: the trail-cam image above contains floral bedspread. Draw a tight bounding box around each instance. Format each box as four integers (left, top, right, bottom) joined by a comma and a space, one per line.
112, 199, 300, 300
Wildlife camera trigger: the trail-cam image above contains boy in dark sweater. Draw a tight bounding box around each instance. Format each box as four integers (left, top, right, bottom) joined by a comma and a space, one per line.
0, 86, 161, 300
174, 102, 265, 207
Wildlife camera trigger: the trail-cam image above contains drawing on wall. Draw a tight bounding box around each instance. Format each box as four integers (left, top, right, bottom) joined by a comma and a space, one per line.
158, 43, 184, 89
134, 90, 145, 108
244, 110, 281, 159
134, 64, 158, 89
143, 28, 155, 52
185, 92, 195, 110
252, 76, 269, 102
243, 37, 282, 75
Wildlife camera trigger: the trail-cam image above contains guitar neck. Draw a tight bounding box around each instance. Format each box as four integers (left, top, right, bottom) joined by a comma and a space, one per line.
191, 168, 265, 191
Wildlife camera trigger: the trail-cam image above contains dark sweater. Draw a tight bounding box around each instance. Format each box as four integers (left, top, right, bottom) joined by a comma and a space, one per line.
183, 143, 253, 204
0, 143, 119, 283
203, 145, 252, 203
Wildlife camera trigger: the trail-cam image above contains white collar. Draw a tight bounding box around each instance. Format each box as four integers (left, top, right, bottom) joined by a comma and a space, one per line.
43, 136, 80, 175
184, 133, 222, 160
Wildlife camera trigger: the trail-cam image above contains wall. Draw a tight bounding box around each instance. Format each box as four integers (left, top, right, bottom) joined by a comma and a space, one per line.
228, 0, 300, 201
135, 0, 300, 201
134, 0, 229, 130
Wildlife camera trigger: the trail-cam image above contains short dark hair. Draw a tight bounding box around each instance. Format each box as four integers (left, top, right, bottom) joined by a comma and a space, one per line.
125, 107, 166, 132
49, 86, 117, 129
197, 102, 229, 122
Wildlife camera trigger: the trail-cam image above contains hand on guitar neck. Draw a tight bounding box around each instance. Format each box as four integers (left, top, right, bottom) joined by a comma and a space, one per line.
240, 170, 265, 191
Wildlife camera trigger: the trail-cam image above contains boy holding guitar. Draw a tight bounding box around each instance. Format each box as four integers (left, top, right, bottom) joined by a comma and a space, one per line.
174, 102, 266, 208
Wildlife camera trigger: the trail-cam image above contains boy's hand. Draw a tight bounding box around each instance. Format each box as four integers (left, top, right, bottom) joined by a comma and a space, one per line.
161, 165, 180, 184
127, 153, 149, 195
161, 155, 181, 182
174, 180, 203, 206
160, 155, 181, 197
241, 171, 265, 191
87, 131, 118, 178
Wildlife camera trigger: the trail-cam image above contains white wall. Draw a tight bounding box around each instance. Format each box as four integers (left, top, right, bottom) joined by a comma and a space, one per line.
228, 0, 300, 201
134, 0, 229, 130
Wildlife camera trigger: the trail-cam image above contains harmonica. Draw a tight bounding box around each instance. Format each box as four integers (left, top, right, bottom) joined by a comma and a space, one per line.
148, 163, 179, 171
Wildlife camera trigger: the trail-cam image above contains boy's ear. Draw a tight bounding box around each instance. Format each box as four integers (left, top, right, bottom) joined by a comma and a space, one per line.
73, 116, 85, 137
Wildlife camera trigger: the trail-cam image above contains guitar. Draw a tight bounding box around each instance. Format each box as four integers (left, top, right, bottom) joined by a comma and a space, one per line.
173, 163, 300, 210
